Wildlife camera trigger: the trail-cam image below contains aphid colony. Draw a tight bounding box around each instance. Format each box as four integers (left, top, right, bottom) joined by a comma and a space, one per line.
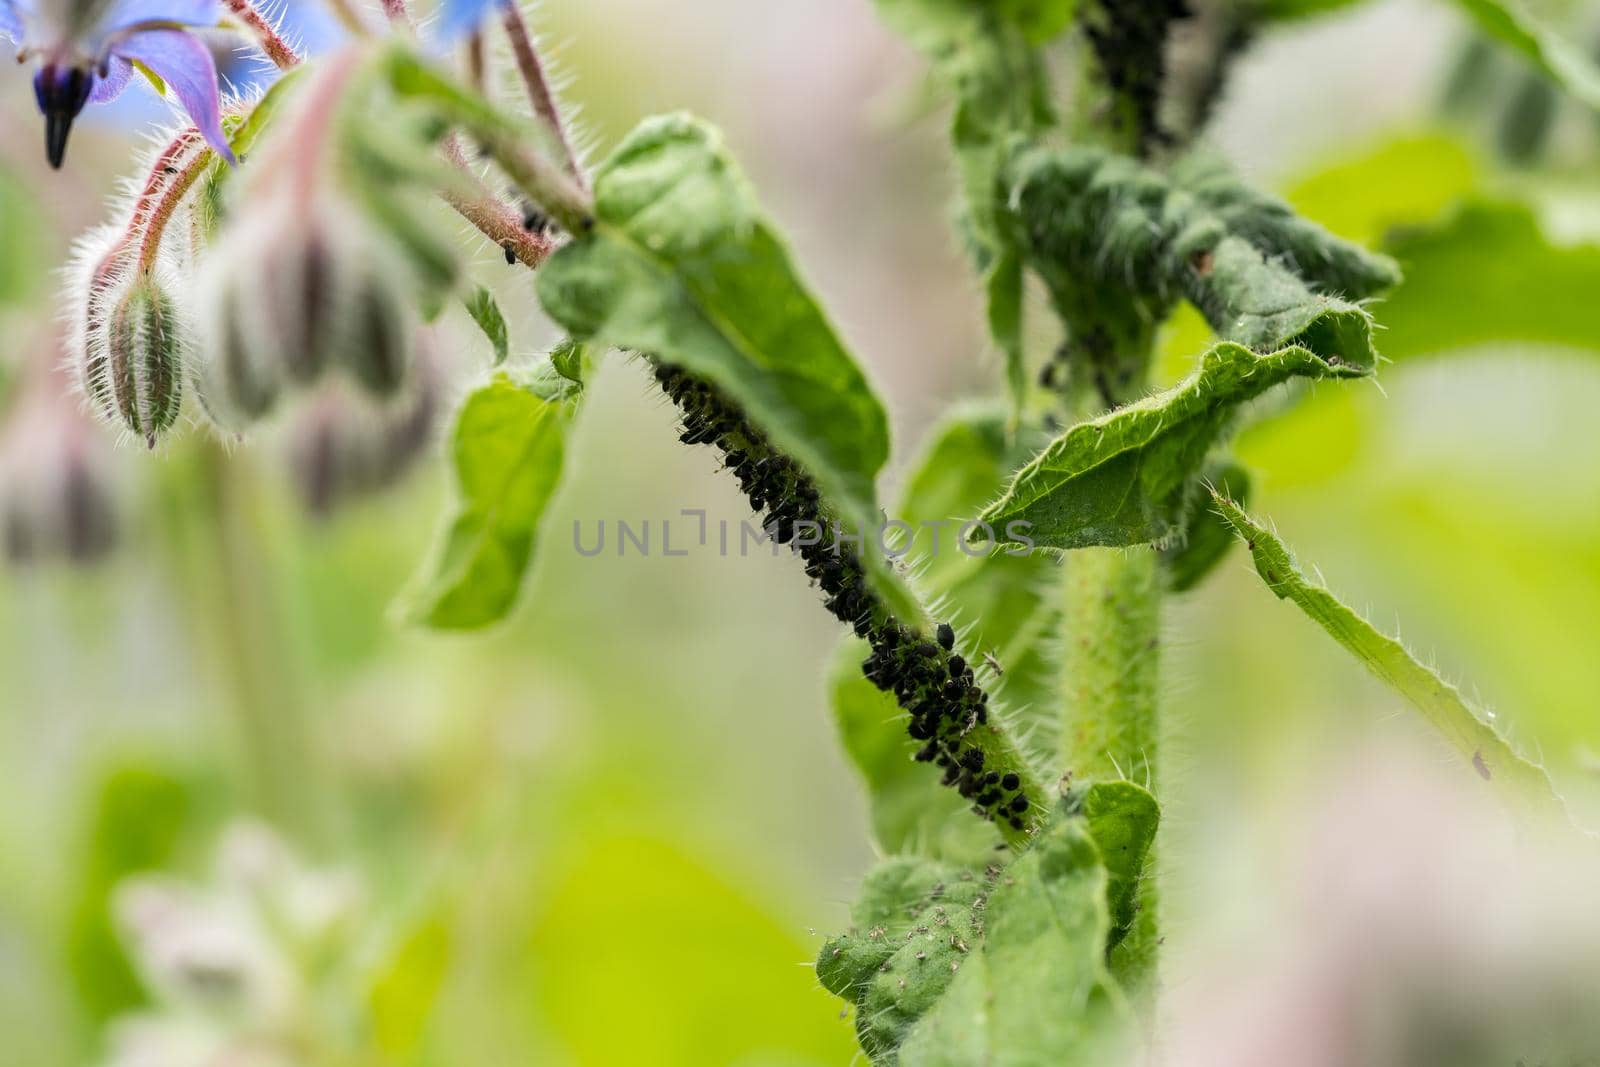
655, 362, 1033, 832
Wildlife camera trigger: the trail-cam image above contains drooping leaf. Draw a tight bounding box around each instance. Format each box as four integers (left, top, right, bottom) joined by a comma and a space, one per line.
1450, 0, 1600, 110
830, 407, 1061, 862
1211, 492, 1576, 824
1006, 145, 1393, 375
535, 114, 890, 549
401, 374, 571, 629
820, 814, 1134, 1065
976, 342, 1366, 551
1382, 199, 1600, 361
462, 284, 510, 365
1162, 460, 1251, 593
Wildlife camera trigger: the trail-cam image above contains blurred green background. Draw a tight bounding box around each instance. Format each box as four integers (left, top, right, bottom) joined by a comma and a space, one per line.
2, 0, 1599, 1063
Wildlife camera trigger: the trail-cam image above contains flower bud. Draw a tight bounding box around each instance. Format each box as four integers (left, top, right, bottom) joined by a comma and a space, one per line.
285, 340, 441, 516
0, 382, 118, 567
194, 197, 417, 429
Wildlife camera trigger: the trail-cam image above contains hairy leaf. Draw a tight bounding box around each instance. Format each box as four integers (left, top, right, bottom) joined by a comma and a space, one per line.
1007, 145, 1390, 375
1212, 492, 1575, 823
1171, 154, 1402, 300
1162, 460, 1251, 592
1451, 0, 1600, 110
462, 285, 510, 365
820, 814, 1134, 1064
830, 407, 1061, 861
536, 114, 890, 544
402, 374, 571, 629
1382, 199, 1600, 361
977, 343, 1366, 550
1079, 781, 1159, 949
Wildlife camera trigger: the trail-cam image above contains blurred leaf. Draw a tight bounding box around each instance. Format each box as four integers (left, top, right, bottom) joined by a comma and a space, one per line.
550, 337, 587, 384
1212, 491, 1576, 824
1450, 0, 1600, 110
831, 408, 1060, 862
1162, 460, 1251, 592
530, 834, 855, 1066
1382, 200, 1600, 359
462, 286, 510, 365
1284, 134, 1478, 247
67, 764, 205, 1022
369, 911, 451, 1057
402, 374, 570, 629
977, 343, 1367, 551
820, 815, 1131, 1064
1257, 0, 1369, 19
875, 0, 1061, 417
536, 114, 890, 543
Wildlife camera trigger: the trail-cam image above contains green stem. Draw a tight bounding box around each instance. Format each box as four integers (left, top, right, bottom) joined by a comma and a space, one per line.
1061, 546, 1161, 787
193, 442, 320, 836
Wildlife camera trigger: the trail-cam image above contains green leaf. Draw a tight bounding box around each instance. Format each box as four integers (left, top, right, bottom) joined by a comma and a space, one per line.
830, 407, 1061, 861
820, 815, 1133, 1065
977, 342, 1366, 551
68, 764, 208, 1022
1006, 145, 1393, 373
402, 374, 571, 629
551, 337, 588, 384
462, 285, 510, 365
1078, 781, 1159, 950
875, 0, 1062, 415
1382, 199, 1600, 361
536, 114, 890, 543
1450, 0, 1600, 110
1161, 460, 1251, 593
1171, 154, 1403, 300
369, 909, 452, 1056
1211, 491, 1575, 824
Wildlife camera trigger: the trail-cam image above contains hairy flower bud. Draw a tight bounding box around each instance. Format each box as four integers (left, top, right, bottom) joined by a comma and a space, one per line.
74, 250, 189, 449
193, 197, 417, 430
286, 339, 441, 516
0, 381, 118, 567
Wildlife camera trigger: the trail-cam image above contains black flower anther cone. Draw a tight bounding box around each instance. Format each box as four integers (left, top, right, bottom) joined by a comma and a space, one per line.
34, 64, 94, 169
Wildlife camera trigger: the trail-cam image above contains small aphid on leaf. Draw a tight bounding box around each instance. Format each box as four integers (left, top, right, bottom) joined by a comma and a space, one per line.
1473, 749, 1492, 780
982, 651, 1003, 676
936, 622, 955, 650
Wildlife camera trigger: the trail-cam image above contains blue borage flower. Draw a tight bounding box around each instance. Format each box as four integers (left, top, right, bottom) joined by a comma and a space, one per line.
433, 0, 503, 42
0, 0, 234, 167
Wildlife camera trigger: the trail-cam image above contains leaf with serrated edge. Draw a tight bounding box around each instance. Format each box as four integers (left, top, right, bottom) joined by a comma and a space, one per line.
1211, 491, 1577, 825
819, 815, 1135, 1065
976, 342, 1365, 550
401, 375, 570, 630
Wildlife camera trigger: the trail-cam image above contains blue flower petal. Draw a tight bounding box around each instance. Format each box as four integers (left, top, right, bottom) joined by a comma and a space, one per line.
89, 55, 134, 102
0, 0, 27, 44
102, 0, 218, 33
434, 0, 507, 43
111, 28, 235, 164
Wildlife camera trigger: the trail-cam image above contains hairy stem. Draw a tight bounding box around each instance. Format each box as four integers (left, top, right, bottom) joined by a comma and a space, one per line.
221, 0, 301, 70
499, 2, 588, 189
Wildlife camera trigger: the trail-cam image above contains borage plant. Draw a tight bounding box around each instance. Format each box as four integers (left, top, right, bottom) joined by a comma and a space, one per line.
18, 0, 1600, 1060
